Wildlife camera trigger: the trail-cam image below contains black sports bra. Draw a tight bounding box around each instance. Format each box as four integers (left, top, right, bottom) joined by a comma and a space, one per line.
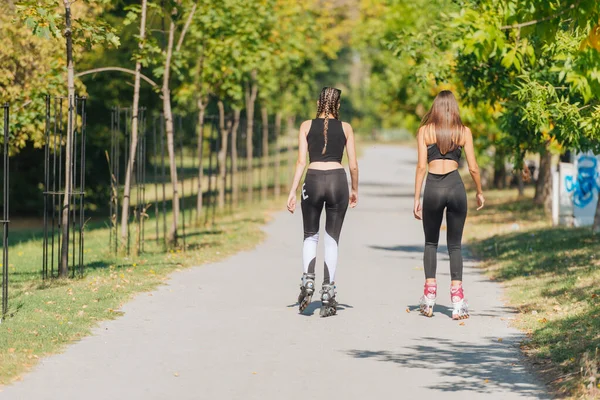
307, 118, 347, 163
427, 144, 462, 163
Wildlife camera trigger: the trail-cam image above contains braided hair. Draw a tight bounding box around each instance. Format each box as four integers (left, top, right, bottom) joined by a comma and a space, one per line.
316, 87, 341, 155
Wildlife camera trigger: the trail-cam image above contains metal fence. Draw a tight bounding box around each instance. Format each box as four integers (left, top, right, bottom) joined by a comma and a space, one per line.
42, 96, 87, 279
106, 109, 297, 254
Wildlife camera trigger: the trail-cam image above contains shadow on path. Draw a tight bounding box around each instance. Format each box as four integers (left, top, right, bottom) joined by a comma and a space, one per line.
346, 336, 548, 397
286, 301, 354, 317
407, 304, 454, 318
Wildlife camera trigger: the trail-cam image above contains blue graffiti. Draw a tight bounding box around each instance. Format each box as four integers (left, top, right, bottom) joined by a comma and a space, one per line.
565, 155, 600, 208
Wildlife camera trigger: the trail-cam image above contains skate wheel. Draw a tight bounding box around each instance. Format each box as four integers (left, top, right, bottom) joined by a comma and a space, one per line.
419, 305, 433, 318
298, 294, 312, 313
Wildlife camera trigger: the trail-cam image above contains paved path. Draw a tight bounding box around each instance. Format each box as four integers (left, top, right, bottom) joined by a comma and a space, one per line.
1, 146, 548, 400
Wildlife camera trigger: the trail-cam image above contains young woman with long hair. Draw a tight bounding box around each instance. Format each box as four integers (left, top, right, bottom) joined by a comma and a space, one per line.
287, 87, 359, 318
413, 90, 485, 320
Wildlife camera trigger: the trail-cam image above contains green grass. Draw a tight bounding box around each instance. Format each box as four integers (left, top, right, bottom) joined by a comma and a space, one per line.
0, 198, 284, 385
464, 188, 600, 398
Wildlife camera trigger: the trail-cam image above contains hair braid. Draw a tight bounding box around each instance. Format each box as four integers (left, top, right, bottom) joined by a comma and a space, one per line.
322, 88, 333, 155
315, 87, 342, 155
316, 90, 326, 119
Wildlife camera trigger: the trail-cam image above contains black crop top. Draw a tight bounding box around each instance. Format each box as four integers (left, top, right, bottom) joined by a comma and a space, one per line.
307, 118, 347, 163
427, 143, 462, 163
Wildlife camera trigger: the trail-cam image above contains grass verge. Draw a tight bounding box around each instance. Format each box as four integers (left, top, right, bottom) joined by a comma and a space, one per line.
464, 187, 600, 399
0, 198, 283, 386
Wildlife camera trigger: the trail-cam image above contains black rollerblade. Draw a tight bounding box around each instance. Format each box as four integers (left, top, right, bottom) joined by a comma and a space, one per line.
298, 273, 315, 313
319, 283, 337, 318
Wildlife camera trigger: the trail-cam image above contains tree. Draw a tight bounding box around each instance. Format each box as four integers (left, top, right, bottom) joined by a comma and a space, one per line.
17, 0, 119, 277
384, 0, 600, 213
143, 0, 196, 243
120, 0, 148, 254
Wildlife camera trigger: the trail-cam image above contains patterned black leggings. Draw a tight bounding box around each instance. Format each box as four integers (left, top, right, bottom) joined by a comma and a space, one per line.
301, 169, 349, 284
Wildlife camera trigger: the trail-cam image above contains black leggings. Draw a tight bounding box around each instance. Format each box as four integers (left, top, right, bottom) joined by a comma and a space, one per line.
422, 170, 467, 281
301, 169, 349, 284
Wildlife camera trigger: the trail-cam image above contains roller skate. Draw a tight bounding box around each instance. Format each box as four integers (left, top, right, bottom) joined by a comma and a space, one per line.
319, 283, 338, 318
451, 284, 469, 320
419, 282, 437, 317
298, 273, 315, 313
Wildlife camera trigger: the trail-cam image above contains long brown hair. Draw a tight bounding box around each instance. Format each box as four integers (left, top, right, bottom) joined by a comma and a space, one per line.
316, 87, 341, 155
420, 90, 466, 154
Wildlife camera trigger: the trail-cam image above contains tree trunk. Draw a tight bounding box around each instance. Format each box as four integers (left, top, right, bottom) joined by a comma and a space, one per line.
593, 191, 600, 234
120, 0, 148, 253
217, 101, 229, 209
286, 116, 296, 184
274, 111, 282, 198
60, 0, 74, 278
261, 106, 269, 201
534, 147, 552, 213
493, 149, 506, 189
195, 98, 206, 224
516, 172, 525, 197
231, 108, 241, 207
245, 70, 258, 203
163, 19, 180, 244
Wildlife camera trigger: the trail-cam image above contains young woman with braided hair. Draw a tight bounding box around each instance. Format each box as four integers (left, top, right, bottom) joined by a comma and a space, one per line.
287, 87, 359, 317
414, 90, 485, 320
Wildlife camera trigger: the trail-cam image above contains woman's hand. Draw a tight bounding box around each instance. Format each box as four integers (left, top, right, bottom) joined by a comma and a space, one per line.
413, 200, 422, 220
287, 191, 297, 213
349, 190, 358, 208
476, 192, 485, 210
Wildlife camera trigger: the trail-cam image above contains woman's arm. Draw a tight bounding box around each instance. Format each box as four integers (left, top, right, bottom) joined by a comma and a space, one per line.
414, 128, 428, 220
463, 127, 485, 210
287, 120, 310, 213
343, 122, 359, 208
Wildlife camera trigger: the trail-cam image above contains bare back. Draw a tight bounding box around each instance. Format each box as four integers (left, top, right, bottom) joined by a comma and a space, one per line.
421, 125, 467, 175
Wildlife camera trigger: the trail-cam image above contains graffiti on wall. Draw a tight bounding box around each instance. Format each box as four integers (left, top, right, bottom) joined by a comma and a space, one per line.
565, 155, 600, 209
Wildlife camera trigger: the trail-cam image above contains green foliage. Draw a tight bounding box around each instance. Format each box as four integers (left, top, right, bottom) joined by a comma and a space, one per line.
0, 9, 63, 152
384, 0, 600, 163
16, 0, 120, 48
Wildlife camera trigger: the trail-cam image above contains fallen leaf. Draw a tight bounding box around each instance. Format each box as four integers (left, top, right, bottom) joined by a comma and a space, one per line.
497, 338, 503, 343
592, 294, 597, 299
252, 372, 257, 375
405, 308, 410, 313
484, 379, 489, 384
173, 372, 179, 377
538, 318, 548, 323
8, 348, 15, 353
459, 322, 465, 326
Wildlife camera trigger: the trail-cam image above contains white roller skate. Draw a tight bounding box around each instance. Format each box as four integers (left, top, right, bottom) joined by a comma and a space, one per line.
451, 284, 469, 320
419, 282, 437, 317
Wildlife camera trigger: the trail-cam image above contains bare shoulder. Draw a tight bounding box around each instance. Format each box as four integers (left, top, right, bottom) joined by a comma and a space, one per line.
464, 126, 473, 140
417, 125, 431, 144
300, 119, 312, 134
457, 126, 472, 147
341, 121, 354, 135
